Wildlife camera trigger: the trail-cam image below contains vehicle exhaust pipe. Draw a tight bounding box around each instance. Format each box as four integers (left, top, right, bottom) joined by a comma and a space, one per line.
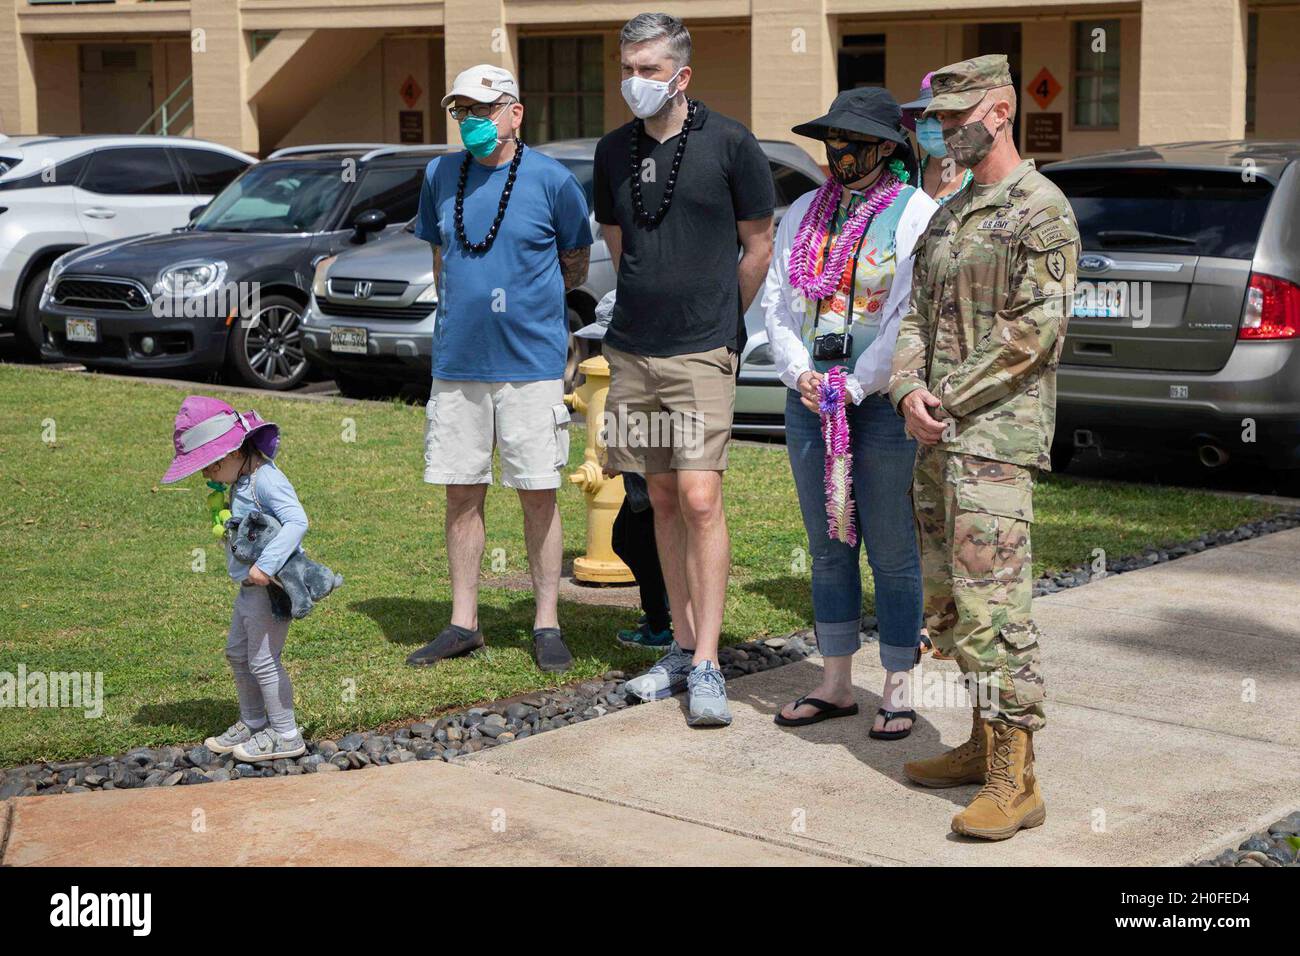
1197, 443, 1229, 468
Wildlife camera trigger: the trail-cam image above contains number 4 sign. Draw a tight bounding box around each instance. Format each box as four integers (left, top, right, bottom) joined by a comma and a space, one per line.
1028, 67, 1061, 110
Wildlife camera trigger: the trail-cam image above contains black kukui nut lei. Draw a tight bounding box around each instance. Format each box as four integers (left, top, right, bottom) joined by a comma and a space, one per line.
455, 139, 524, 253
629, 99, 697, 229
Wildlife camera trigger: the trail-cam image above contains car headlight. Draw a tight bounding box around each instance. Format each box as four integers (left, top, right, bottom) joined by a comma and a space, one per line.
155, 260, 227, 298
312, 255, 337, 298
415, 281, 438, 304
45, 253, 72, 295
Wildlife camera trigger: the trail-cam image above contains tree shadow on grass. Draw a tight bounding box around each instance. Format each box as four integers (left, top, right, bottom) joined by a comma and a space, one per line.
131, 697, 232, 735
350, 594, 646, 663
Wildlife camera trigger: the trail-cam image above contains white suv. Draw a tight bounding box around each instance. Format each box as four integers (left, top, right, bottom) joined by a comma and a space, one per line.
0, 134, 254, 353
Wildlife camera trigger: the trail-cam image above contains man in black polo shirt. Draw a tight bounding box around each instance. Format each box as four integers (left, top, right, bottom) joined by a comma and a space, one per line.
595, 12, 774, 727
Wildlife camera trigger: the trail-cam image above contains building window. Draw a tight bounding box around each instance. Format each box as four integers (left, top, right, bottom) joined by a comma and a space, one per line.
1072, 19, 1120, 129
838, 33, 885, 90
519, 36, 604, 144
1245, 12, 1257, 133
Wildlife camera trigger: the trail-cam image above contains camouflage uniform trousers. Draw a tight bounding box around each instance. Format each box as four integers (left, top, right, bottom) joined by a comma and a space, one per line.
912, 444, 1046, 731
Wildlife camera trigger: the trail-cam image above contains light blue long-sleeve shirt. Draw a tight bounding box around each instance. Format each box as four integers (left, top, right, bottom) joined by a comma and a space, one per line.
224, 460, 308, 583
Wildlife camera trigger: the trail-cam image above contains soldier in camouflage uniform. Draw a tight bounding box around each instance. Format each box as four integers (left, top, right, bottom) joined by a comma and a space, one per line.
887, 54, 1079, 841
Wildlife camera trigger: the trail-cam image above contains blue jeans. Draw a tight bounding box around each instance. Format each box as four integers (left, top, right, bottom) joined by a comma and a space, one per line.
785, 389, 923, 671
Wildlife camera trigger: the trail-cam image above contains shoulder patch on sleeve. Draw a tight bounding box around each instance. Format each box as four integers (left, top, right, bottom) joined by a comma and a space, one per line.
1024, 214, 1075, 252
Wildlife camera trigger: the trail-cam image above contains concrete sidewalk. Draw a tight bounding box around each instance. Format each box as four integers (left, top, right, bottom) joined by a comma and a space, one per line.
5, 529, 1299, 866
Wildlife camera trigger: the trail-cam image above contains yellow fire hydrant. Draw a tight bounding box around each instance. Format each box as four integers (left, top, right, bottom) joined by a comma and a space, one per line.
564, 354, 634, 584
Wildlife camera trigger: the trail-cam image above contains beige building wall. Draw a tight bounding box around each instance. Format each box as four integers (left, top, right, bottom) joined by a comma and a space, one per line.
33, 41, 79, 135
4, 1, 1297, 155
1138, 0, 1247, 143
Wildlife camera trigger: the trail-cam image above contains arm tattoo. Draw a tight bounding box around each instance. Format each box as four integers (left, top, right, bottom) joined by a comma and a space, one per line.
559, 246, 590, 290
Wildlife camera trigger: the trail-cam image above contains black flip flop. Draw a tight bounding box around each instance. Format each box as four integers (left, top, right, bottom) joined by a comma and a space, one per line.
868, 708, 916, 741
774, 696, 859, 727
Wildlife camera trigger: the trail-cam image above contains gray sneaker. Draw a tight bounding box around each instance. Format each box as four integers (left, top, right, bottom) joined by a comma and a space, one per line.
687, 660, 732, 727
624, 642, 696, 701
232, 727, 306, 763
205, 719, 256, 754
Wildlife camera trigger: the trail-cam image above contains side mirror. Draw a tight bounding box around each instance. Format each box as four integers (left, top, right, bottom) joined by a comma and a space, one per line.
188, 203, 208, 223
350, 208, 388, 243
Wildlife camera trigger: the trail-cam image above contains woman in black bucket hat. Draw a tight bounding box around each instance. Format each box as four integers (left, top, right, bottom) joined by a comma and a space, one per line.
762, 86, 938, 740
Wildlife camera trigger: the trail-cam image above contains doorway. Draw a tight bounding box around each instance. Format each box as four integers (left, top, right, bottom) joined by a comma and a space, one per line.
80, 44, 154, 134
965, 23, 1022, 150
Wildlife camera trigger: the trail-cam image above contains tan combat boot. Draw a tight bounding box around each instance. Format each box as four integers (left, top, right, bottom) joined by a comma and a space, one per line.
950, 722, 1046, 840
903, 707, 990, 788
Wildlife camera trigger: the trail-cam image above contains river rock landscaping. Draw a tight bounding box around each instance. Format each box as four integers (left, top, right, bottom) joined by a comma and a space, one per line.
1196, 812, 1300, 868
0, 635, 818, 800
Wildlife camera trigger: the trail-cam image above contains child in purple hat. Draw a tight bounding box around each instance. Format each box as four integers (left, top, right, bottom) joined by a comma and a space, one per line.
163, 395, 309, 762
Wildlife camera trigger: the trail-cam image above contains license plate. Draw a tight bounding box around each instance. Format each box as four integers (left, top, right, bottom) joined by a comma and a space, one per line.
330, 326, 367, 354
65, 317, 98, 343
1072, 284, 1128, 319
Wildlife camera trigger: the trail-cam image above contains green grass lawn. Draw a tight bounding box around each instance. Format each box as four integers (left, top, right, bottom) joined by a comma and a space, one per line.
0, 363, 1283, 765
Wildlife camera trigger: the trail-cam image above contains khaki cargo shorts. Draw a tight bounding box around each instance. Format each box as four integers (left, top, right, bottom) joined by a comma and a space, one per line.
602, 344, 737, 474
423, 377, 571, 489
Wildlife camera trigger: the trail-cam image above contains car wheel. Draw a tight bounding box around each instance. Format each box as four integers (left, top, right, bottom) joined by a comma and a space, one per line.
17, 265, 50, 359
565, 300, 597, 392
227, 295, 309, 390
335, 370, 396, 400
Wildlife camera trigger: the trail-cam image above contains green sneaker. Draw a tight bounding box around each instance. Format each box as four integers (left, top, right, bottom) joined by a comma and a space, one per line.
617, 622, 674, 650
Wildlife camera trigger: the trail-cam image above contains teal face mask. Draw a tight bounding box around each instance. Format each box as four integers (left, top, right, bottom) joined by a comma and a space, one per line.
916, 116, 946, 158
459, 115, 500, 159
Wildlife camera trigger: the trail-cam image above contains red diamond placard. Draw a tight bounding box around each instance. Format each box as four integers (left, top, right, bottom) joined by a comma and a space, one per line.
400, 75, 423, 110
1027, 67, 1061, 111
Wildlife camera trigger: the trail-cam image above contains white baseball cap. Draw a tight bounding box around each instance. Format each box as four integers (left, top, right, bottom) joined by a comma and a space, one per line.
441, 65, 520, 109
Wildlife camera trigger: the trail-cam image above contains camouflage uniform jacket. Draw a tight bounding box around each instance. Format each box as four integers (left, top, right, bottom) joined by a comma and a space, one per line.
888, 159, 1079, 470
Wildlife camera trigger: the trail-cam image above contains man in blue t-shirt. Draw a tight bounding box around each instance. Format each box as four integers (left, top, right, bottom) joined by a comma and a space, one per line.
407, 64, 593, 674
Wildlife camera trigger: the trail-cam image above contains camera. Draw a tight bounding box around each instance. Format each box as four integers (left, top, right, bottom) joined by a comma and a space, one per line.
813, 331, 853, 361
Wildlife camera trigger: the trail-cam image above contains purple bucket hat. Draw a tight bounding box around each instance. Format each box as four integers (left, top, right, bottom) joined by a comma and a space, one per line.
899, 71, 936, 131
162, 395, 280, 484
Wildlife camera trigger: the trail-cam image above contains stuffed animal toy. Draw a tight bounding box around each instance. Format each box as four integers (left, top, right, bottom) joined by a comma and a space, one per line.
224, 511, 343, 620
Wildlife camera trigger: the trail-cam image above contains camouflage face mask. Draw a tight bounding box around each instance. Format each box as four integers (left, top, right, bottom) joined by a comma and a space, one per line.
943, 99, 1001, 167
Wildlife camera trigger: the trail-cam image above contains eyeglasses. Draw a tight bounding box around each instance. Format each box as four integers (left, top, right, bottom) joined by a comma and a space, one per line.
447, 100, 510, 122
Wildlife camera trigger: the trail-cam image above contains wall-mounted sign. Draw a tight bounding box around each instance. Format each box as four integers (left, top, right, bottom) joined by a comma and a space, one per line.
400, 75, 423, 110
1026, 112, 1062, 153
399, 110, 424, 144
1027, 67, 1061, 111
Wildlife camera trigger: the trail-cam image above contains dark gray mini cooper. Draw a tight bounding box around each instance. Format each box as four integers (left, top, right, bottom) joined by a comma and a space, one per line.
39, 143, 453, 389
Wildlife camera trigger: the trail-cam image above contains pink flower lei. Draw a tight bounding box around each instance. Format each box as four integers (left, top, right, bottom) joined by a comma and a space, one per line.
788, 172, 903, 301
819, 366, 857, 546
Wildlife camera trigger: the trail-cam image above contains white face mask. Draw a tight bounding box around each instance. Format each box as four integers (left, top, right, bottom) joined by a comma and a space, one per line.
621, 68, 681, 119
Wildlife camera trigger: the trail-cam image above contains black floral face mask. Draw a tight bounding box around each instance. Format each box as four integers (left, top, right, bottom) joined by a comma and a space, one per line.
824, 138, 888, 186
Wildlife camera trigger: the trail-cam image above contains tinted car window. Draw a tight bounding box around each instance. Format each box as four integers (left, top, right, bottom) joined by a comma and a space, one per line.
0, 153, 88, 191
79, 147, 183, 195
175, 148, 250, 195
193, 161, 347, 233
771, 161, 819, 207
343, 165, 426, 225
1044, 167, 1275, 259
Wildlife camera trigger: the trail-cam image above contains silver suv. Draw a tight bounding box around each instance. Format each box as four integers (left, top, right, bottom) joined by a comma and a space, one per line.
0, 134, 253, 354
1042, 142, 1300, 476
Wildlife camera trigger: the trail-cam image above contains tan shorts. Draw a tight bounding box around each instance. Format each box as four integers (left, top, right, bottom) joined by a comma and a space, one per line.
602, 344, 737, 474
423, 377, 571, 489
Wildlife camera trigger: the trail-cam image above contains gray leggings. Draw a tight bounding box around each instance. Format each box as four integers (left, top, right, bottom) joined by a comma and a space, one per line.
226, 584, 296, 735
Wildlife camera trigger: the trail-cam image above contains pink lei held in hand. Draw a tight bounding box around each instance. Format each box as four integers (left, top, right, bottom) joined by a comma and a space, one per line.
819, 366, 857, 546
